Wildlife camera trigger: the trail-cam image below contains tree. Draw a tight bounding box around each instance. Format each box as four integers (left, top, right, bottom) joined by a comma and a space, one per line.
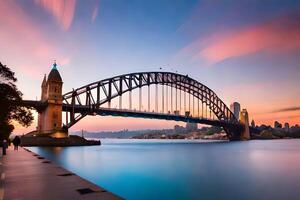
0, 62, 33, 141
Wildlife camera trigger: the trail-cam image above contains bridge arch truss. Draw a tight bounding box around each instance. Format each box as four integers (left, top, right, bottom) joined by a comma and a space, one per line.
62, 72, 240, 136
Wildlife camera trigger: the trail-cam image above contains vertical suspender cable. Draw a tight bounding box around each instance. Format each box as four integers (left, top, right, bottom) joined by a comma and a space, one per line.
155, 84, 158, 112
148, 85, 150, 112
162, 84, 164, 113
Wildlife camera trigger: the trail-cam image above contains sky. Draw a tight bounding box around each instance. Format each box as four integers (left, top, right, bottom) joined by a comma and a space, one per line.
1, 0, 299, 134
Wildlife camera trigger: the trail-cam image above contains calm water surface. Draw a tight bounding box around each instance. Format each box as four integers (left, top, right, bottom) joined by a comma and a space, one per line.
29, 139, 300, 200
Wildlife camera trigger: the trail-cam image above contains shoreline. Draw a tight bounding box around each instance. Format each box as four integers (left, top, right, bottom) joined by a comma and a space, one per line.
85, 137, 300, 142
21, 135, 101, 147
1, 146, 122, 200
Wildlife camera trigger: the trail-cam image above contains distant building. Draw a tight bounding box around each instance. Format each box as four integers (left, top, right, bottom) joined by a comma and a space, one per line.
186, 122, 198, 132
284, 123, 290, 132
230, 102, 241, 120
185, 111, 190, 117
174, 125, 186, 134
251, 120, 256, 128
274, 121, 282, 129
290, 125, 300, 135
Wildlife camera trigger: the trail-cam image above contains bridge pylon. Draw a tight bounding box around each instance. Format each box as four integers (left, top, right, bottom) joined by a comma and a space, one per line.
239, 109, 250, 140
37, 62, 66, 138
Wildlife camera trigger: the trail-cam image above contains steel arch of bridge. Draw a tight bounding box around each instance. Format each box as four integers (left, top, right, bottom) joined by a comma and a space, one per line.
62, 72, 240, 136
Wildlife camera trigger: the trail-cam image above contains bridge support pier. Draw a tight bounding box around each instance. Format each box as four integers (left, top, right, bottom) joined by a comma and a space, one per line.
239, 109, 250, 140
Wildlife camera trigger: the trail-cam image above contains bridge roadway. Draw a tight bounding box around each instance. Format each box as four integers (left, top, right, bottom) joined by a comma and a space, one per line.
62, 104, 243, 131
21, 100, 243, 133
1, 146, 122, 200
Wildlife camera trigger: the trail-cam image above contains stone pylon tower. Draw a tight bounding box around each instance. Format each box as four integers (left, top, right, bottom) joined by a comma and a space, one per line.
239, 109, 250, 140
37, 62, 64, 136
41, 74, 47, 100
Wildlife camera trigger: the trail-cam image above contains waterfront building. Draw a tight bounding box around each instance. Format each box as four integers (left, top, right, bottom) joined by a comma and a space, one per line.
230, 102, 241, 120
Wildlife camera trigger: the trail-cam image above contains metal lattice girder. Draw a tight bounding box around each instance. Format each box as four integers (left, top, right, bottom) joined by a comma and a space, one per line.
62, 72, 238, 130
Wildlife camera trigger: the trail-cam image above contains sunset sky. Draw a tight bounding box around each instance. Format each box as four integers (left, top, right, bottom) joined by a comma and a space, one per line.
1, 0, 299, 134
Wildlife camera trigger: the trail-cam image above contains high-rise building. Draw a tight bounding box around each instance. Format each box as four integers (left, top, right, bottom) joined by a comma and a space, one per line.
230, 102, 241, 120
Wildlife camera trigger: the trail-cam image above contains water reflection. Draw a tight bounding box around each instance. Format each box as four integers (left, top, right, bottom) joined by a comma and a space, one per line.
29, 139, 300, 200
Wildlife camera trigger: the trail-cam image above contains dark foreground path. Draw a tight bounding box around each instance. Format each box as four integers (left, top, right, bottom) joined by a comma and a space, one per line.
1, 146, 122, 200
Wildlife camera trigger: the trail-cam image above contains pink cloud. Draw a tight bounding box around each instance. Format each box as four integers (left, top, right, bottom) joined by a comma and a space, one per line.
34, 0, 77, 31
180, 13, 300, 65
0, 1, 56, 74
91, 3, 99, 23
0, 1, 71, 77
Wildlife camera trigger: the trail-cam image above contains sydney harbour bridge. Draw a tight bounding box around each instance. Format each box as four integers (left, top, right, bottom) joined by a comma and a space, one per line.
23, 65, 251, 141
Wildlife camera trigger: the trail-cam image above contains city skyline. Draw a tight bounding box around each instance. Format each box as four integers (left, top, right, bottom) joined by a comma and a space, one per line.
1, 0, 299, 134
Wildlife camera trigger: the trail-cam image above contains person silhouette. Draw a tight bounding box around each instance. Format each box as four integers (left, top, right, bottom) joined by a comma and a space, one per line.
2, 140, 8, 155
12, 136, 21, 150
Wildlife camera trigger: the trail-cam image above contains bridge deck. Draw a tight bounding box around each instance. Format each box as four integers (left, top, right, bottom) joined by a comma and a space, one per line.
1, 147, 122, 200
63, 105, 242, 130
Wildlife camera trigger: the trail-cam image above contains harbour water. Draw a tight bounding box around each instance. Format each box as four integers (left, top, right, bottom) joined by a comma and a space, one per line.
29, 139, 300, 200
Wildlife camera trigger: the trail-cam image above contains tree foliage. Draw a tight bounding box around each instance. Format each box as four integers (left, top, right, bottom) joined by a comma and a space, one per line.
0, 62, 33, 140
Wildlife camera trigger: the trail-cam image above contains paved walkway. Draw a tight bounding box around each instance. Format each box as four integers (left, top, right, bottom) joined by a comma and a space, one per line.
0, 146, 122, 200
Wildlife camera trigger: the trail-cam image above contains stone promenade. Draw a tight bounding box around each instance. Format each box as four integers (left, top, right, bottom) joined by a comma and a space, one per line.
0, 146, 122, 200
